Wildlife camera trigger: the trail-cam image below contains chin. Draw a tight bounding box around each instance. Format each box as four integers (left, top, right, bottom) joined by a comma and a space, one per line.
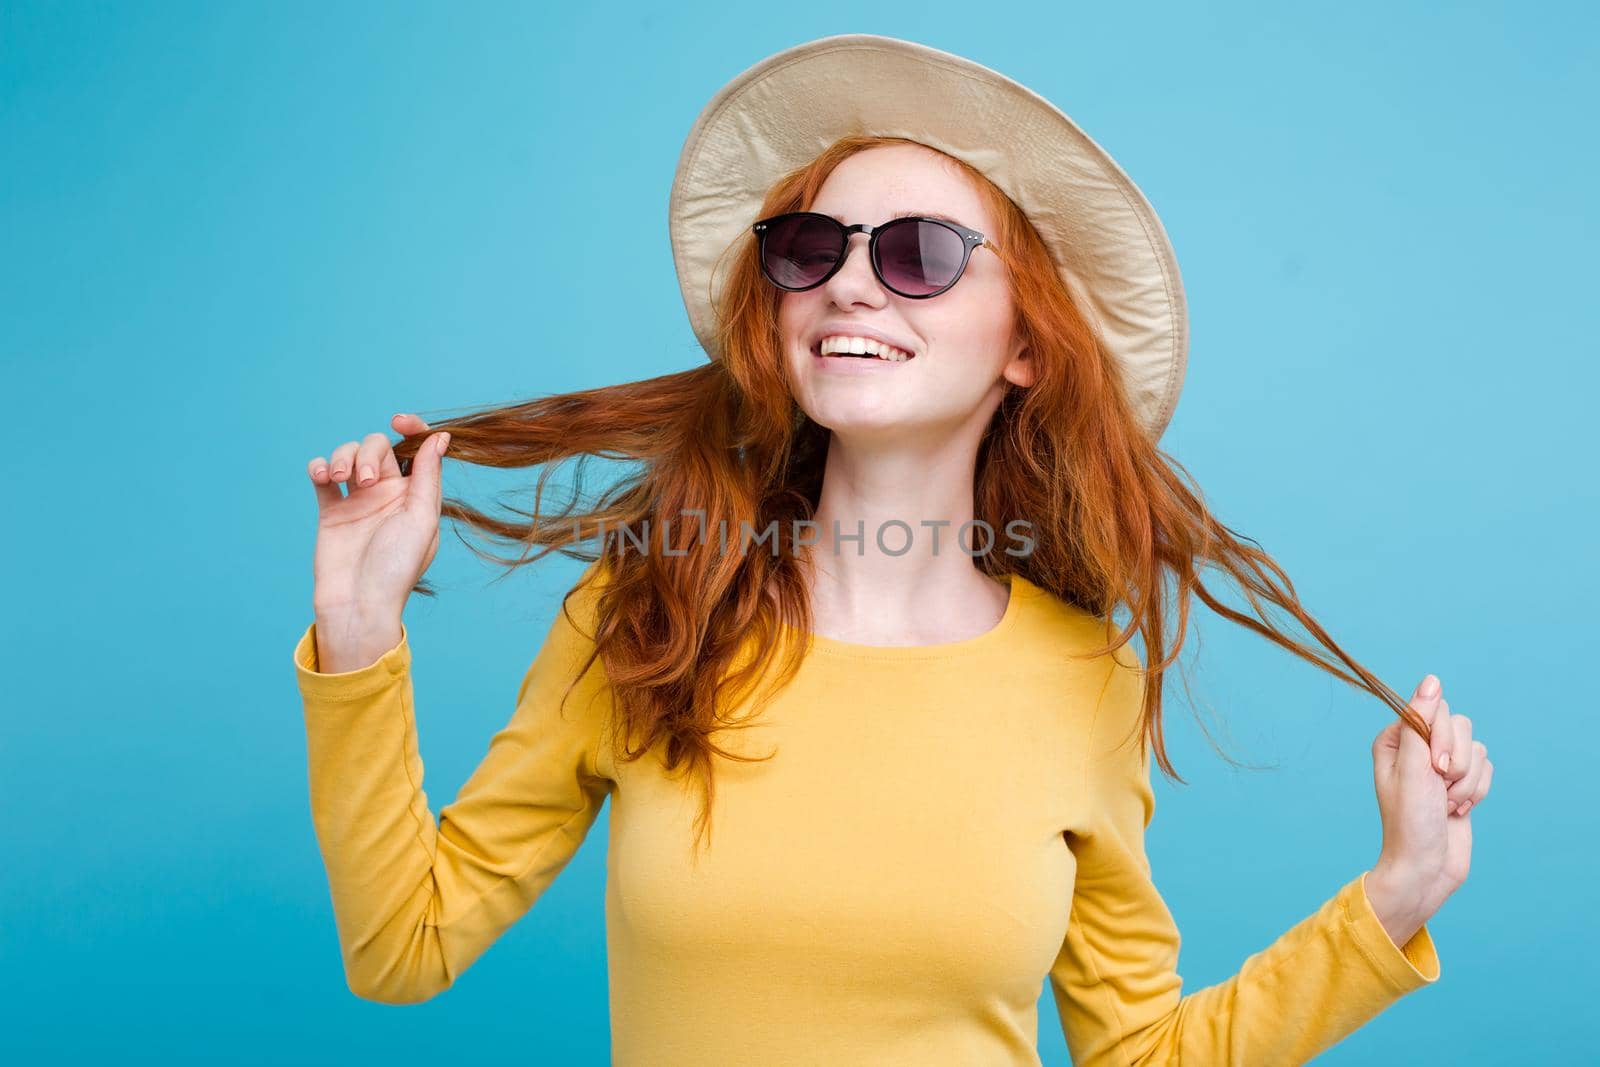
802, 398, 926, 434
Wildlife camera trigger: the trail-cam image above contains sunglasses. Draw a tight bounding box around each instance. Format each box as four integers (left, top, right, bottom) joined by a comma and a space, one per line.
751, 211, 998, 299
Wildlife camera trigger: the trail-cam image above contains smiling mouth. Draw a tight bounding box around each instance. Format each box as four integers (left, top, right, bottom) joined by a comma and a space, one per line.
809, 341, 916, 362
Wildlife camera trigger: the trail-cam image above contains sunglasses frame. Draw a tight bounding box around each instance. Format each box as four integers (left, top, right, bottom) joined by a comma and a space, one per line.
751, 211, 999, 299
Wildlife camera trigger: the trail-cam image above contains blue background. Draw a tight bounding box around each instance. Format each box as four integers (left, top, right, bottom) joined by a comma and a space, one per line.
4, 2, 1594, 1063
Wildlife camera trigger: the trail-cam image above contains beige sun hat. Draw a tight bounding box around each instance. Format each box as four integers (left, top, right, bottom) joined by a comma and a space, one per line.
667, 32, 1189, 441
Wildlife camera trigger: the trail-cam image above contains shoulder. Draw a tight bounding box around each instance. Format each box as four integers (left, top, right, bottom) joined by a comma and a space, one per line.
1009, 574, 1145, 734
518, 557, 618, 705
1012, 573, 1142, 670
560, 556, 616, 630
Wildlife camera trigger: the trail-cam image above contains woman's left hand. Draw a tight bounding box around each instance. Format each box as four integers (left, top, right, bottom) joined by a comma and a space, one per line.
1365, 673, 1494, 946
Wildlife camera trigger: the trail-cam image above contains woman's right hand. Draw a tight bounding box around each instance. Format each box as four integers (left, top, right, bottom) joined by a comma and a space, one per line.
306, 413, 451, 628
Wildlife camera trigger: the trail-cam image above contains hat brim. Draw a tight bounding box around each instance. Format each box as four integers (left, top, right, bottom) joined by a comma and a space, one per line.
668, 33, 1188, 441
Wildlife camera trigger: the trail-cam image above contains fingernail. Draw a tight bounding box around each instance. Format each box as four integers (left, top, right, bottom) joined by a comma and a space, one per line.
1458, 800, 1473, 816
313, 466, 327, 477
440, 432, 451, 450
1419, 675, 1440, 699
1437, 752, 1451, 774
359, 465, 374, 484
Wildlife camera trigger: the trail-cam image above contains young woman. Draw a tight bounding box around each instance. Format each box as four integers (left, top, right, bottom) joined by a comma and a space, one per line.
294, 35, 1493, 1065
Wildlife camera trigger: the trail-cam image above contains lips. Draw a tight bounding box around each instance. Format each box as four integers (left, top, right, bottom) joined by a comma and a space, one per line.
809, 324, 918, 359
812, 342, 873, 358
811, 343, 906, 367
810, 338, 915, 362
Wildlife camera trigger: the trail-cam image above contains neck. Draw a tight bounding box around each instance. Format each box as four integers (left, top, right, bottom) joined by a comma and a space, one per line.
800, 427, 1007, 633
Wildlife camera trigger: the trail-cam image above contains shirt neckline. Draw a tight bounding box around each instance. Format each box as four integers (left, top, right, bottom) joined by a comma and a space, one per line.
778, 572, 1031, 661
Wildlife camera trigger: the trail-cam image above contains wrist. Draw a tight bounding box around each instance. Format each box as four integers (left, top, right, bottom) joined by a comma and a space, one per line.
311, 610, 404, 674
1365, 862, 1431, 948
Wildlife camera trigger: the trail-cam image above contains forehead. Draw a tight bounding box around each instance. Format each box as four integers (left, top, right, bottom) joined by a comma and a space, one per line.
808, 145, 992, 232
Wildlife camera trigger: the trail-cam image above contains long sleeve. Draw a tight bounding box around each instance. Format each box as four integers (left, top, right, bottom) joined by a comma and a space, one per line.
291, 566, 615, 1004
1049, 647, 1441, 1066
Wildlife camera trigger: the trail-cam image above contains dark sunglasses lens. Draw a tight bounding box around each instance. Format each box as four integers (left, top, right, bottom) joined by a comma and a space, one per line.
876, 219, 968, 296
761, 215, 842, 289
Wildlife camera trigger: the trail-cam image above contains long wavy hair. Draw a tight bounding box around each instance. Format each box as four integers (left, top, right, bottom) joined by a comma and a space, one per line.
395, 134, 1433, 857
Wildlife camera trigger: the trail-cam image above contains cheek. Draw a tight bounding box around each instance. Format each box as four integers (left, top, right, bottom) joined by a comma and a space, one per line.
776, 298, 818, 384
777, 296, 814, 350
925, 290, 1014, 367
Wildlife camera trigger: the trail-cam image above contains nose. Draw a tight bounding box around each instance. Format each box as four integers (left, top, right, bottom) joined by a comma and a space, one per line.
820, 232, 887, 309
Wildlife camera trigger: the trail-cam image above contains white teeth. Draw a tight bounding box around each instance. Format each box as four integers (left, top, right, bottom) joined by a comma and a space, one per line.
817, 335, 912, 361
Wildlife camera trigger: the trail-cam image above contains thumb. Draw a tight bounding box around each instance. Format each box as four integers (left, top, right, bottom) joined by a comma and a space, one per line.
1372, 718, 1403, 767
1398, 674, 1441, 774
405, 431, 449, 517
1371, 717, 1403, 793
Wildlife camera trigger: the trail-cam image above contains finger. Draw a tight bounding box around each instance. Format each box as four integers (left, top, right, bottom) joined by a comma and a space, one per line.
1463, 759, 1494, 814
1445, 714, 1474, 785
1427, 696, 1456, 775
1404, 674, 1445, 771
433, 432, 449, 513
376, 438, 404, 480
1434, 696, 1460, 776
327, 441, 361, 485
307, 455, 343, 509
1446, 740, 1486, 811
404, 430, 450, 516
352, 431, 392, 489
390, 414, 432, 477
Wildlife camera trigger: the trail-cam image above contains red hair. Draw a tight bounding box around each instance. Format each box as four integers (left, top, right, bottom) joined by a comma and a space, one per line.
394, 135, 1432, 857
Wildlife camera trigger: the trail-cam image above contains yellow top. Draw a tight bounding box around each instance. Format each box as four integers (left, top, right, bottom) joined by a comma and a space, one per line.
292, 562, 1440, 1065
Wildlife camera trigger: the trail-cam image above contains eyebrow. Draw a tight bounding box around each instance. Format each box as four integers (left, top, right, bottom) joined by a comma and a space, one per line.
823, 209, 969, 227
